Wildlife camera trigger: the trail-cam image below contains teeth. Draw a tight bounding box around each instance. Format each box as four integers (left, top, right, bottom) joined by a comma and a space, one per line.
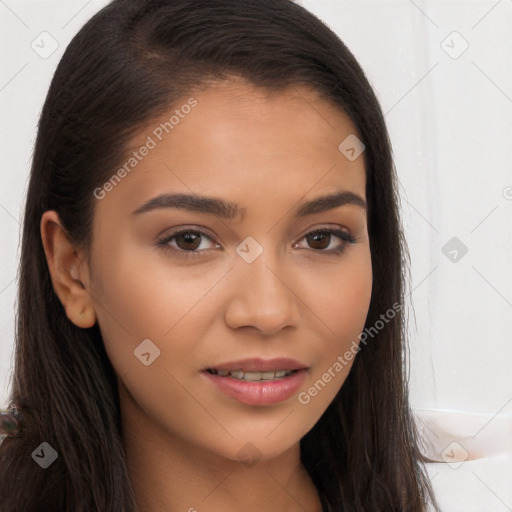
209, 369, 295, 381
243, 371, 262, 381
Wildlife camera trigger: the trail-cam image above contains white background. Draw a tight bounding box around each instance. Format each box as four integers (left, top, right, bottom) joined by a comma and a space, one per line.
1, 1, 511, 510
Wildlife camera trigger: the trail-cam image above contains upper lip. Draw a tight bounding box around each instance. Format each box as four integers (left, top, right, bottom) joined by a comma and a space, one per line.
203, 357, 308, 372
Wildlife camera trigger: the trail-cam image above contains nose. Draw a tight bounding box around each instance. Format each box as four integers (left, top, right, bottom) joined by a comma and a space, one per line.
224, 252, 301, 336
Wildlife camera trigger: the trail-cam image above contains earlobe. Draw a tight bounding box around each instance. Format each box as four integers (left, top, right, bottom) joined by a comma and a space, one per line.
40, 210, 97, 328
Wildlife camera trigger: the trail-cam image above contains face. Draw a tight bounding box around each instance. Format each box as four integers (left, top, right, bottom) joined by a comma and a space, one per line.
81, 80, 372, 462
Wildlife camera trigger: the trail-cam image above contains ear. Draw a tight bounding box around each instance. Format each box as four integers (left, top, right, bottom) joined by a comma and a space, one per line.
40, 210, 97, 328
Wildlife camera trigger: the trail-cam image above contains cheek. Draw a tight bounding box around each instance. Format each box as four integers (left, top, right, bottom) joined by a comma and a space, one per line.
306, 249, 373, 343
87, 254, 171, 375
90, 252, 227, 378
296, 251, 372, 413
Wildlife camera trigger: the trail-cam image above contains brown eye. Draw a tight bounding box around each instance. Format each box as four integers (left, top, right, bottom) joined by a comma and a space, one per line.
306, 231, 331, 250
156, 228, 220, 259
293, 228, 356, 255
175, 231, 202, 251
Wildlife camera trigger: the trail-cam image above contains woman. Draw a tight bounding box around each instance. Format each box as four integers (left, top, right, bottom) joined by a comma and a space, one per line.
0, 0, 439, 510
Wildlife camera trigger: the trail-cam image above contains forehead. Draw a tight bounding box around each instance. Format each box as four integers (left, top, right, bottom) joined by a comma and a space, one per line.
161, 80, 360, 157
95, 80, 366, 218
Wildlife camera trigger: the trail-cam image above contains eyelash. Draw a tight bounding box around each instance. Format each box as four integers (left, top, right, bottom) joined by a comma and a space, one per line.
156, 227, 357, 260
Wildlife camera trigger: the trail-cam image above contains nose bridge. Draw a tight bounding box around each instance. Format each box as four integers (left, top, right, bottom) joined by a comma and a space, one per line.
225, 243, 301, 333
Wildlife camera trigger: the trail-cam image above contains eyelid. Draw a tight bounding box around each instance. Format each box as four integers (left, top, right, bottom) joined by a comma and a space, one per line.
292, 227, 356, 252
156, 227, 220, 256
156, 224, 219, 244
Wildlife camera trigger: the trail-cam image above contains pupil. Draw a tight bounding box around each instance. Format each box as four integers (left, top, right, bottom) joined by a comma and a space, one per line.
308, 232, 329, 249
177, 232, 200, 250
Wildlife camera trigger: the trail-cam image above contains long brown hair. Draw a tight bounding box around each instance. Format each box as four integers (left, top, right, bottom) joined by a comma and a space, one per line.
0, 1, 439, 510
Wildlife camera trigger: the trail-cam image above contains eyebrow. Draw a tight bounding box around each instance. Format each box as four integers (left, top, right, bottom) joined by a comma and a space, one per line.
132, 191, 367, 219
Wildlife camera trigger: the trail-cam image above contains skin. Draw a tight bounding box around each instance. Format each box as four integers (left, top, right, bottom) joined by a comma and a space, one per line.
41, 80, 372, 512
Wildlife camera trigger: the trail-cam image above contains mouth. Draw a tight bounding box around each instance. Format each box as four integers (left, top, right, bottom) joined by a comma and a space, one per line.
205, 368, 299, 381
201, 358, 309, 406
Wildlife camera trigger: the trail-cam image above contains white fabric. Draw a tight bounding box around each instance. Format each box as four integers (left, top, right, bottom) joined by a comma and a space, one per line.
416, 409, 512, 511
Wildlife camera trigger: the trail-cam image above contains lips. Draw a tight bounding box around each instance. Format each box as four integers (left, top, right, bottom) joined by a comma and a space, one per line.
202, 357, 308, 373
201, 358, 309, 405
207, 368, 297, 381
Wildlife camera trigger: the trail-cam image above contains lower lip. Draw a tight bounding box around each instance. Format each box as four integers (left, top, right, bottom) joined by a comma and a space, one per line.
201, 369, 308, 406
